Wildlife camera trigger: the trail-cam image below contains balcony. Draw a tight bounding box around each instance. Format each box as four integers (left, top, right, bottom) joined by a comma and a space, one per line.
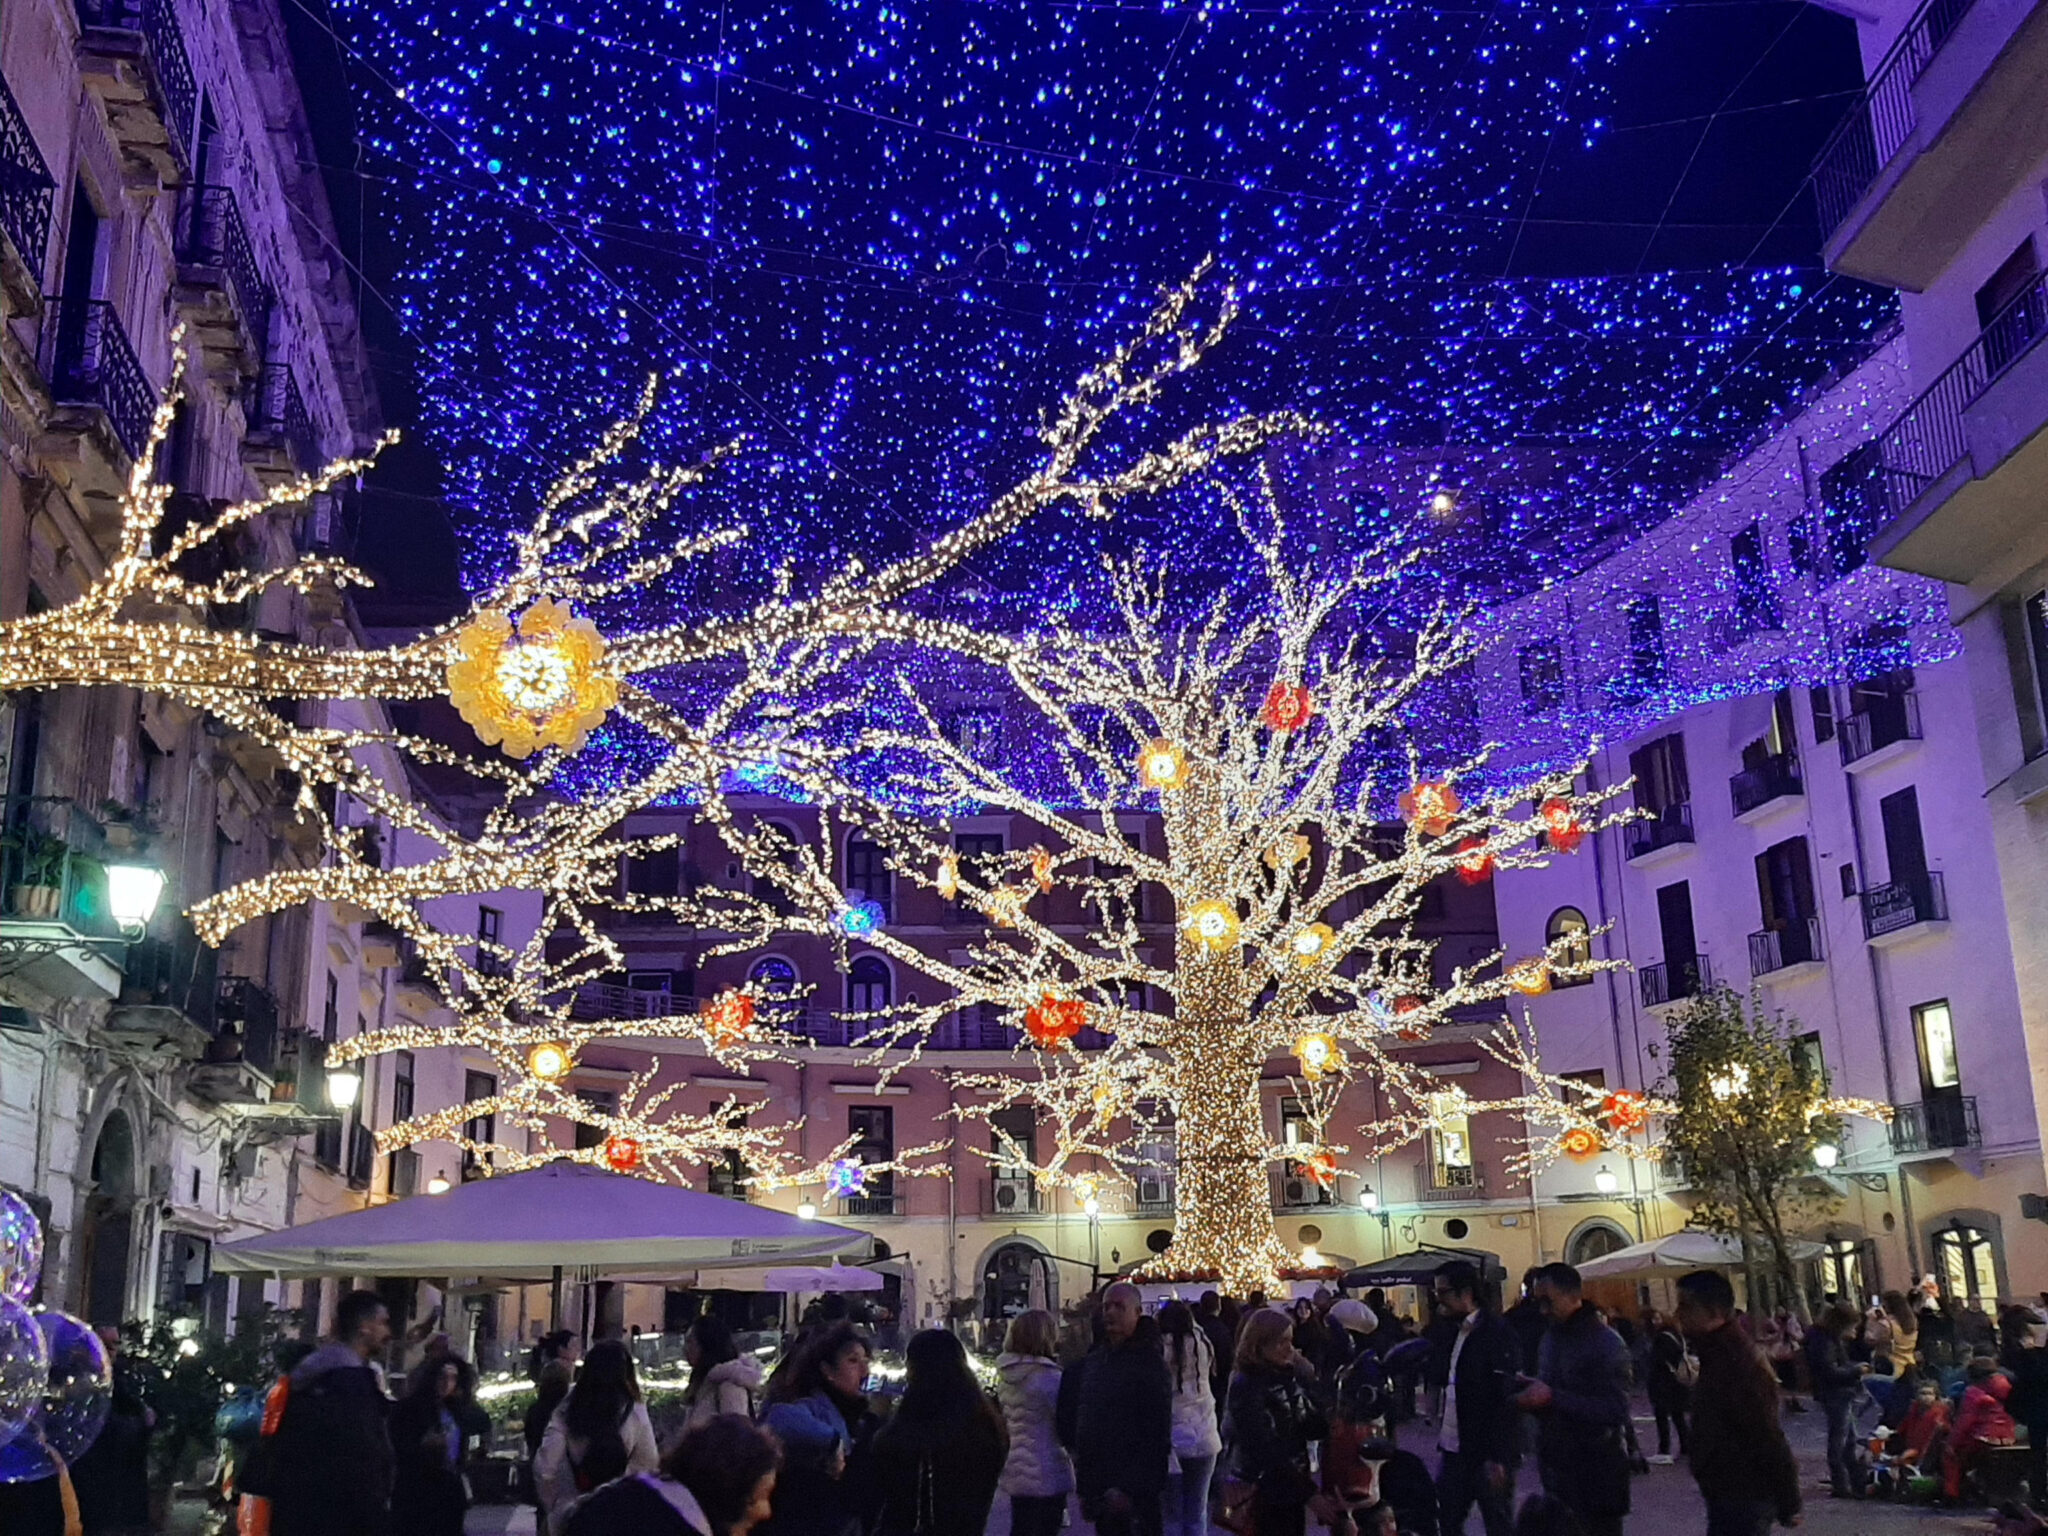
0, 797, 127, 999
1813, 0, 2048, 290
707, 1163, 752, 1202
989, 1174, 1039, 1216
1831, 268, 2048, 586
1730, 753, 1804, 822
105, 913, 218, 1055
1839, 692, 1923, 769
359, 918, 404, 971
1640, 953, 1711, 1013
1623, 802, 1695, 866
72, 0, 198, 185
839, 1192, 903, 1218
39, 298, 155, 472
1862, 870, 1950, 943
1889, 1095, 1980, 1155
0, 73, 54, 313
176, 185, 271, 375
569, 980, 689, 1023
1277, 1167, 1336, 1208
188, 974, 280, 1105
395, 942, 446, 1013
1749, 917, 1826, 980
1715, 598, 1784, 654
1421, 1165, 1487, 1202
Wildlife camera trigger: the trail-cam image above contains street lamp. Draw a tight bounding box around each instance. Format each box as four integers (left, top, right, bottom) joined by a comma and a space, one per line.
1358, 1183, 1380, 1214
325, 1065, 362, 1110
1812, 1141, 1841, 1170
104, 862, 166, 934
1593, 1165, 1620, 1196
426, 1173, 451, 1195
796, 1200, 818, 1221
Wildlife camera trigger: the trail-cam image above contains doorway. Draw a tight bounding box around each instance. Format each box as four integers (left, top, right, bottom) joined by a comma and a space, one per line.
80, 1112, 138, 1325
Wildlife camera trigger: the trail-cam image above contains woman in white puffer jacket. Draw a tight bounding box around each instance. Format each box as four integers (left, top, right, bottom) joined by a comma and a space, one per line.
677, 1316, 764, 1432
994, 1310, 1073, 1536
1159, 1300, 1222, 1536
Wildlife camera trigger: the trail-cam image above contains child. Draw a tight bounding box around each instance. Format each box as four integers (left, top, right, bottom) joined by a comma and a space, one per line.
1871, 1378, 1949, 1497
1945, 1357, 2017, 1501
1323, 1376, 1438, 1536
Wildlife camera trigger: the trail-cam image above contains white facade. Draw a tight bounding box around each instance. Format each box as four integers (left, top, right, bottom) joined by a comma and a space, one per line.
1473, 336, 2048, 1301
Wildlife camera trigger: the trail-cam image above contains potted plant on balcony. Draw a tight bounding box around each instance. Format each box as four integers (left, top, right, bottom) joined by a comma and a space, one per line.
1, 826, 67, 918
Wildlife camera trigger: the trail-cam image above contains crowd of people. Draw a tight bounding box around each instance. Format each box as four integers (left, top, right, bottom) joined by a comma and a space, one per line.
29, 1265, 2048, 1536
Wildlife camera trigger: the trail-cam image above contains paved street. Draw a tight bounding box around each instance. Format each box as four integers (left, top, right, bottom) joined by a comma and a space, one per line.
460, 1392, 2012, 1536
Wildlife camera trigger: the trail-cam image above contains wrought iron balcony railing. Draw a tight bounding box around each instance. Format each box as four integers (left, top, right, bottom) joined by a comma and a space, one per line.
1730, 752, 1803, 817
215, 974, 281, 1077
74, 0, 198, 165
41, 298, 154, 461
1888, 1095, 1979, 1154
1811, 0, 1975, 237
1818, 268, 2048, 572
1839, 691, 1922, 766
180, 184, 272, 351
0, 73, 54, 291
1624, 802, 1694, 862
1422, 1165, 1487, 1201
1749, 917, 1824, 976
1861, 870, 1948, 939
839, 1192, 903, 1218
1640, 953, 1711, 1009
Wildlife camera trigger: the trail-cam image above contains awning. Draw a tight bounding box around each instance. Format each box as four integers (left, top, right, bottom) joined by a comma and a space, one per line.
1341, 1246, 1506, 1289
1573, 1229, 1824, 1279
213, 1162, 871, 1279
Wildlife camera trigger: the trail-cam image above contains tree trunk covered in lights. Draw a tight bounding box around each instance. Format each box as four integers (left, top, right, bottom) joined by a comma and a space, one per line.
1151, 1018, 1295, 1296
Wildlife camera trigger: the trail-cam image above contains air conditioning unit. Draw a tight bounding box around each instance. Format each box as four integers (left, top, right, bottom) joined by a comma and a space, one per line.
1138, 1176, 1172, 1208
1281, 1177, 1311, 1206
992, 1175, 1032, 1212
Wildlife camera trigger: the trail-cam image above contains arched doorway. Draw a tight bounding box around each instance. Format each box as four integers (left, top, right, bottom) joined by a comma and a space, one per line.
981, 1239, 1059, 1329
1566, 1219, 1635, 1319
80, 1112, 139, 1325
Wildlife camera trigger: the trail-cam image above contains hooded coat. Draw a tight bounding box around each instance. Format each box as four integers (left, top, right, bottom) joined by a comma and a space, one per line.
269, 1343, 395, 1536
1161, 1329, 1223, 1459
995, 1353, 1074, 1497
682, 1354, 764, 1432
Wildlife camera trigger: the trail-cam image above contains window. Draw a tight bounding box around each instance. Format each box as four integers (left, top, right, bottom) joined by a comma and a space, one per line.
1280, 1098, 1333, 1204
847, 955, 891, 1014
1093, 855, 1147, 924
1428, 1092, 1475, 1188
322, 973, 339, 1042
846, 837, 892, 922
752, 823, 801, 915
623, 845, 680, 897
1518, 641, 1565, 714
1817, 1237, 1868, 1303
1617, 594, 1666, 699
1913, 1000, 1961, 1093
392, 1051, 416, 1124
1731, 523, 1781, 634
1976, 237, 2040, 372
946, 708, 1003, 760
991, 1106, 1036, 1177
847, 1106, 896, 1204
2022, 591, 2048, 754
1754, 837, 1819, 964
1810, 685, 1835, 744
1545, 907, 1592, 985
749, 956, 798, 995
476, 905, 507, 978
574, 1088, 616, 1152
626, 969, 675, 996
954, 832, 1005, 921
1629, 732, 1690, 815
1791, 1032, 1828, 1092
462, 1070, 497, 1173
1933, 1223, 1999, 1306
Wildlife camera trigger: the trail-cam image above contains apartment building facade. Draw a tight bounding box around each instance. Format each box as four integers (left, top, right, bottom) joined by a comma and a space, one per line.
0, 0, 535, 1338
1808, 0, 2048, 1182
1474, 334, 2048, 1305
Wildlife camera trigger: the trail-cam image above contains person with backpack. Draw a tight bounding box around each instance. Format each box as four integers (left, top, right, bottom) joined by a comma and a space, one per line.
534, 1340, 660, 1533
1644, 1309, 1693, 1465
267, 1290, 397, 1536
868, 1329, 1008, 1536
681, 1317, 764, 1432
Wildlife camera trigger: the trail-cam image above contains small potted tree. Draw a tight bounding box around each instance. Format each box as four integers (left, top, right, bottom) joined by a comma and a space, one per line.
2, 826, 67, 919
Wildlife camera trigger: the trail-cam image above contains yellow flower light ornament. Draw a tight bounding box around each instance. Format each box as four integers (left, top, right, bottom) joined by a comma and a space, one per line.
527, 1041, 572, 1081
447, 598, 619, 758
1294, 1031, 1340, 1079
1183, 899, 1241, 956
1290, 922, 1336, 966
1137, 738, 1189, 791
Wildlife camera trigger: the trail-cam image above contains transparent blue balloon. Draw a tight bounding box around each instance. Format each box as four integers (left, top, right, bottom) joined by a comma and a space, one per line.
0, 1295, 50, 1459
0, 1311, 109, 1482
0, 1191, 39, 1307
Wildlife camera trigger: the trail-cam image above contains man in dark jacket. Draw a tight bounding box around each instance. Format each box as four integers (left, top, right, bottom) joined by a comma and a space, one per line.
1430, 1262, 1519, 1536
270, 1289, 396, 1536
1675, 1270, 1801, 1536
1511, 1263, 1631, 1536
1056, 1282, 1172, 1536
1504, 1270, 1547, 1376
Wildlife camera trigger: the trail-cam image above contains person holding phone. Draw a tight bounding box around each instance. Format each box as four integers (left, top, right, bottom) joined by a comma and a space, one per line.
1509, 1264, 1630, 1536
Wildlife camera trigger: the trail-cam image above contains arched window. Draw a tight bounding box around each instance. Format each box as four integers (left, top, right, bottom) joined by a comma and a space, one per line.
1546, 906, 1593, 987
749, 956, 798, 995
847, 955, 892, 1014
752, 822, 802, 915
1565, 1220, 1629, 1268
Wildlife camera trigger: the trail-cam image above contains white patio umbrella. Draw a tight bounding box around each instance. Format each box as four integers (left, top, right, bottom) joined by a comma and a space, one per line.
761, 1263, 887, 1294
1574, 1229, 1824, 1278
213, 1162, 870, 1279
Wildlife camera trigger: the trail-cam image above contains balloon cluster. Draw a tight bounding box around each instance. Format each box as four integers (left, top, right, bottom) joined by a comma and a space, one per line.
0, 1192, 113, 1482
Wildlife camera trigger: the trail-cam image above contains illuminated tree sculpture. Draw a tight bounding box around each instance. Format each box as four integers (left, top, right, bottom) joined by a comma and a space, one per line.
0, 271, 1308, 1186
804, 477, 1637, 1292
